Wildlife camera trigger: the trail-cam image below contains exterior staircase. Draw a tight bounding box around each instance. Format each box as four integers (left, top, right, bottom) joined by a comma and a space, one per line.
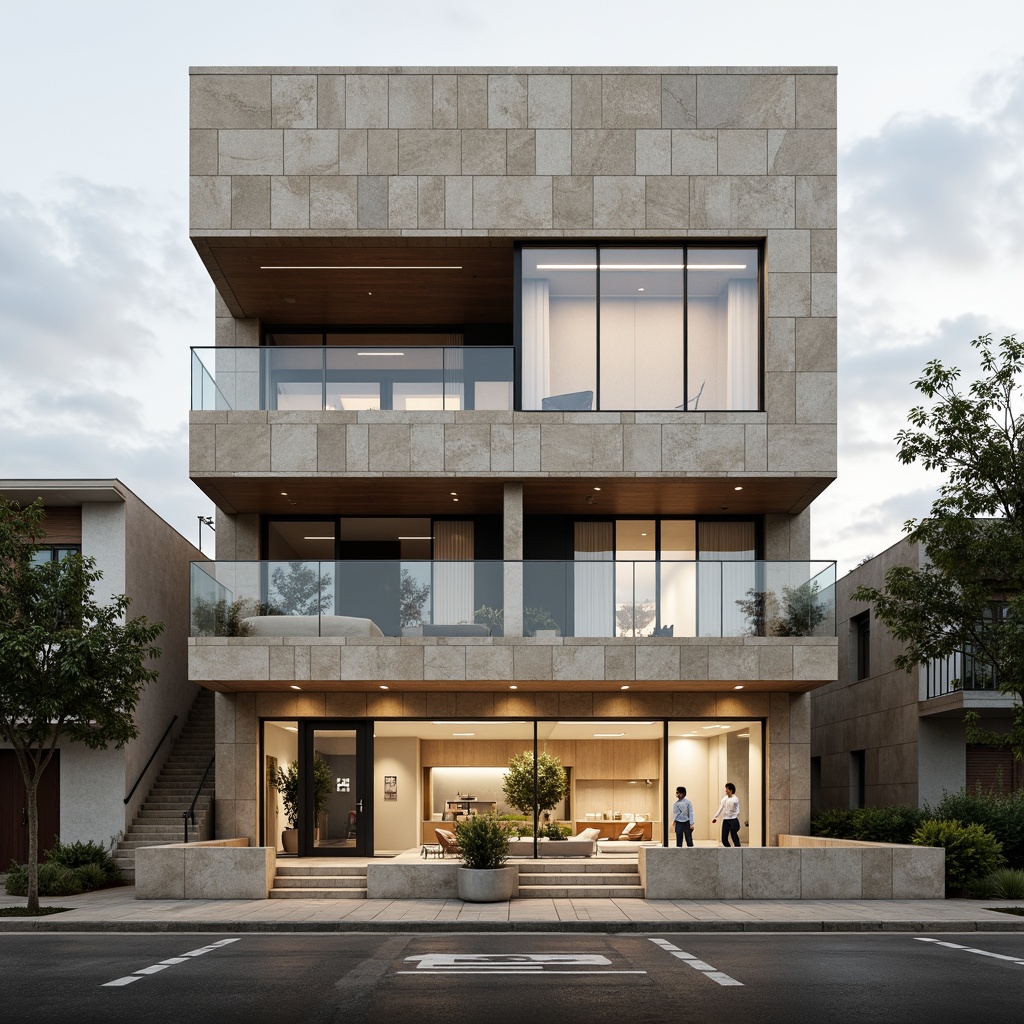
517, 860, 644, 899
270, 863, 368, 899
114, 689, 216, 882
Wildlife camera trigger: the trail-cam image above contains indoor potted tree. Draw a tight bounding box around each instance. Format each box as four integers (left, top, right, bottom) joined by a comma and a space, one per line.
274, 757, 333, 853
502, 750, 569, 827
454, 814, 516, 902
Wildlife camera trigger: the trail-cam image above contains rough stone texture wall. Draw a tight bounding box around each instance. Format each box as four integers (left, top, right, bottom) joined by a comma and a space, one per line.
213, 684, 809, 846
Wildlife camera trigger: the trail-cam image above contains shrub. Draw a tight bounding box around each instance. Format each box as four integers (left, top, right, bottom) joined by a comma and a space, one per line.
5, 862, 84, 898
811, 805, 926, 844
455, 815, 510, 870
929, 789, 1024, 869
73, 864, 108, 892
45, 839, 121, 883
912, 818, 1004, 894
986, 867, 1024, 900
540, 823, 571, 840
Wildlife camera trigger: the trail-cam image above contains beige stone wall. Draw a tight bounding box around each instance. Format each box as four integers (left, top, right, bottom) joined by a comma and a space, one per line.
190, 408, 835, 478
212, 683, 811, 846
811, 538, 923, 808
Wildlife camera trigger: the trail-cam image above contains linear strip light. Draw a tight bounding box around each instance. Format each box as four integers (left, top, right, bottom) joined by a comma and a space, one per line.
559, 721, 656, 726
303, 536, 335, 540
356, 351, 404, 356
398, 536, 434, 540
536, 263, 746, 271
593, 732, 626, 738
260, 265, 463, 270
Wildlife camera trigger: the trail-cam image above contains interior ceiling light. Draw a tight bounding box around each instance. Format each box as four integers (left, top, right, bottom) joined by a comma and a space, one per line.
289, 685, 301, 690
734, 685, 744, 690
379, 685, 389, 690
733, 486, 744, 491
560, 721, 655, 726
738, 733, 750, 738
357, 351, 403, 356
260, 265, 464, 270
509, 685, 518, 690
398, 536, 433, 541
284, 726, 298, 733
593, 732, 626, 738
593, 486, 601, 491
452, 732, 476, 737
450, 491, 458, 496
620, 685, 630, 690
280, 491, 288, 496
304, 536, 334, 541
535, 263, 746, 271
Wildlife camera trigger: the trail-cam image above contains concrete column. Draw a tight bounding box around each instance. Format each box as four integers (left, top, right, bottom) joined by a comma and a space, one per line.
503, 483, 524, 637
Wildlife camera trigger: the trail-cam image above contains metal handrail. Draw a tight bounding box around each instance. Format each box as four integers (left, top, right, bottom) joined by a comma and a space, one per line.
183, 755, 216, 844
124, 716, 177, 805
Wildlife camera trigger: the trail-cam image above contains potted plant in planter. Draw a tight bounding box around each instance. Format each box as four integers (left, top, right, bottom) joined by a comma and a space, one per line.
273, 757, 333, 853
454, 814, 516, 902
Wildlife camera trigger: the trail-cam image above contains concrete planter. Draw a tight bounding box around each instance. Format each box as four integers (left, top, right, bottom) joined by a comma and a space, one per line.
281, 829, 298, 854
456, 865, 518, 902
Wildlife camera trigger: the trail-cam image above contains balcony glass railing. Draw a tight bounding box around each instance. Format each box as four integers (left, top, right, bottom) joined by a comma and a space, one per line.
191, 560, 836, 640
191, 346, 515, 412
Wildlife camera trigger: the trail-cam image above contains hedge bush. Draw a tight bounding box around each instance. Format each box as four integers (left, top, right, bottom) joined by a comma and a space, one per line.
912, 819, 1004, 894
45, 839, 121, 883
5, 863, 84, 897
928, 789, 1024, 869
811, 805, 926, 844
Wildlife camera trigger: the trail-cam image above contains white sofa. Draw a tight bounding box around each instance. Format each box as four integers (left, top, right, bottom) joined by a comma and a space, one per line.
242, 614, 384, 638
508, 837, 596, 858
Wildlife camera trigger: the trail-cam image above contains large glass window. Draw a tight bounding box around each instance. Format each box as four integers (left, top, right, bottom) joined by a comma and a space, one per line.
521, 245, 761, 411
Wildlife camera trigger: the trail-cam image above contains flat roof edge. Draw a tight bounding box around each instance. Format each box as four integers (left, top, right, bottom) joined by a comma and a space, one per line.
189, 65, 838, 76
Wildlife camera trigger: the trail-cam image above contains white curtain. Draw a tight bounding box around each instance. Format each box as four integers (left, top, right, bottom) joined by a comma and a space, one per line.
697, 521, 756, 637
433, 521, 474, 624
521, 278, 551, 410
727, 278, 758, 410
573, 522, 614, 637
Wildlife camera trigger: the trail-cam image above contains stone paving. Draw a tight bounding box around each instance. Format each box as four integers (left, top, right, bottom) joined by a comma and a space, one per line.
1, 883, 1022, 934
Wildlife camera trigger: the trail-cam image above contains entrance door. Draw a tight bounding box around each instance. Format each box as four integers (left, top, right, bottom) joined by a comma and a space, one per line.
299, 721, 372, 857
0, 750, 60, 866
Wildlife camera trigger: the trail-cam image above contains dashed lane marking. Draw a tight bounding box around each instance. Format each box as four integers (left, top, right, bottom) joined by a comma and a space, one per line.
102, 938, 241, 988
648, 937, 744, 987
915, 937, 1024, 965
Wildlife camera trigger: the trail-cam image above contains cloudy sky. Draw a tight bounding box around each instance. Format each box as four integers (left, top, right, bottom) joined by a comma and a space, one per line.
2, 0, 1023, 569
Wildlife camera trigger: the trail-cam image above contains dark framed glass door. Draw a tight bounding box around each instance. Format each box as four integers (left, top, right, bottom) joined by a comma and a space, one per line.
299, 720, 372, 857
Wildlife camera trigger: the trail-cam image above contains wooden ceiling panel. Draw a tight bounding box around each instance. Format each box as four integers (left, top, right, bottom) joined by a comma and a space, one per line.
201, 242, 515, 325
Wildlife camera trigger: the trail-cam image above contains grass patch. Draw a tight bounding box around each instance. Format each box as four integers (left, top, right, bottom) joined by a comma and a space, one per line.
0, 906, 72, 917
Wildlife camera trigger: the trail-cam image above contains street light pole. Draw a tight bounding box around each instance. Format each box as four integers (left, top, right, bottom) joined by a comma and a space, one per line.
197, 515, 215, 554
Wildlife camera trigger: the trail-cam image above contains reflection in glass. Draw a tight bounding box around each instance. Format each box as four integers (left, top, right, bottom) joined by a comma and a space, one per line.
686, 248, 759, 411
312, 728, 358, 850
521, 248, 597, 410
573, 521, 613, 637
263, 721, 298, 853
600, 249, 684, 411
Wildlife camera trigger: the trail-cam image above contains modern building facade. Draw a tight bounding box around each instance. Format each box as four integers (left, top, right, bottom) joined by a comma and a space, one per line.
187, 66, 839, 858
0, 480, 201, 867
812, 537, 1022, 811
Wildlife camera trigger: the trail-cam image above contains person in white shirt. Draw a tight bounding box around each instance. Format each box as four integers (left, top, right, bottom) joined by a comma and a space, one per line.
671, 786, 695, 847
711, 782, 741, 847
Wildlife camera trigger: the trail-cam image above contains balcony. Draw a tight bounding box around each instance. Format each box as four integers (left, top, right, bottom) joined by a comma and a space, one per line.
190, 560, 836, 640
191, 346, 514, 413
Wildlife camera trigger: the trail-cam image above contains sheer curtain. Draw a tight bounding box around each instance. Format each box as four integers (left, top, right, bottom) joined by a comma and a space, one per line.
574, 522, 614, 637
521, 278, 551, 410
697, 521, 756, 637
434, 521, 474, 625
727, 278, 758, 410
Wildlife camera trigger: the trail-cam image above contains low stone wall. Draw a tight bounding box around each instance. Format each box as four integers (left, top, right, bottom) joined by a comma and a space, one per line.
640, 840, 944, 900
136, 839, 276, 900
366, 860, 462, 899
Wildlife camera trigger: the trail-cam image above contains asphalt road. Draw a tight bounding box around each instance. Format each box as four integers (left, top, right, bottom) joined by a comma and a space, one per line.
2, 931, 1022, 1023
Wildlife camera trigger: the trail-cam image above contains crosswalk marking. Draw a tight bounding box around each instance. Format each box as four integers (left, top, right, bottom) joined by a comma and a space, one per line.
102, 937, 241, 988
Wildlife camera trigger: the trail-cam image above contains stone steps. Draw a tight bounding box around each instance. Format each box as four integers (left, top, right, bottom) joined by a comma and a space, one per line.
269, 865, 368, 900
519, 883, 644, 899
516, 861, 643, 899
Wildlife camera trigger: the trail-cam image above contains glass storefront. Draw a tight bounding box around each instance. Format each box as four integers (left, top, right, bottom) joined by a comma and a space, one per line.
261, 717, 765, 855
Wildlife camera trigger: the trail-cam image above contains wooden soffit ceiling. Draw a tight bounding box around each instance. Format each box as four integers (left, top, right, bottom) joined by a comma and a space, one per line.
193, 239, 515, 325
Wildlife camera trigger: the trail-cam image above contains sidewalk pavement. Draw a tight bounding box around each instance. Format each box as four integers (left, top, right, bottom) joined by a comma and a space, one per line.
2, 886, 1023, 934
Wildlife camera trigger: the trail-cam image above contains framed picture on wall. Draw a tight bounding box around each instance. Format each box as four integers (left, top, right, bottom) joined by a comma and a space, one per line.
384, 775, 397, 800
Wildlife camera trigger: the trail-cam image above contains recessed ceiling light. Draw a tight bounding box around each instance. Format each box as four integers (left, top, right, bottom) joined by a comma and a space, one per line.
260, 265, 464, 270
452, 498, 459, 502
284, 726, 298, 733
452, 732, 476, 737
637, 287, 645, 292
620, 685, 630, 690
702, 725, 718, 730
738, 733, 749, 738
304, 536, 334, 541
593, 486, 601, 491
450, 492, 457, 496
280, 491, 288, 496
398, 536, 433, 541
640, 532, 647, 537
734, 685, 744, 690
289, 685, 301, 691
734, 486, 744, 491
379, 685, 389, 690
593, 733, 625, 738
509, 685, 518, 690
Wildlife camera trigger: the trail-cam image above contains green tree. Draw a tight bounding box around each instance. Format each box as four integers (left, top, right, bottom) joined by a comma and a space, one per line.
269, 561, 333, 616
502, 750, 568, 820
399, 568, 431, 627
0, 498, 164, 912
853, 334, 1024, 759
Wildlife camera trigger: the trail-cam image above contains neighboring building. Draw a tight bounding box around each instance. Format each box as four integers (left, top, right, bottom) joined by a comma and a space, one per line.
0, 480, 202, 869
187, 66, 839, 859
812, 536, 1022, 811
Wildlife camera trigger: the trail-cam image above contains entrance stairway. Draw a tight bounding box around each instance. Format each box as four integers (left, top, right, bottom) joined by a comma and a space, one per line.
270, 863, 368, 899
114, 689, 215, 882
517, 860, 644, 899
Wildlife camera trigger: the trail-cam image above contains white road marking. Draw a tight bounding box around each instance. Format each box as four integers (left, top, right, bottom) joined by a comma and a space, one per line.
915, 937, 1024, 965
401, 952, 646, 976
649, 938, 744, 987
102, 937, 241, 988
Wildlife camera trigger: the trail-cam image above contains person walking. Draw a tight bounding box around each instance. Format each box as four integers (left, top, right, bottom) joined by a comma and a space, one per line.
712, 782, 741, 847
671, 786, 695, 847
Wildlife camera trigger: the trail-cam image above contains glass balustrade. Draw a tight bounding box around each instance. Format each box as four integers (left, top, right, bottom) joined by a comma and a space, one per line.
190, 346, 515, 412
191, 560, 835, 639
